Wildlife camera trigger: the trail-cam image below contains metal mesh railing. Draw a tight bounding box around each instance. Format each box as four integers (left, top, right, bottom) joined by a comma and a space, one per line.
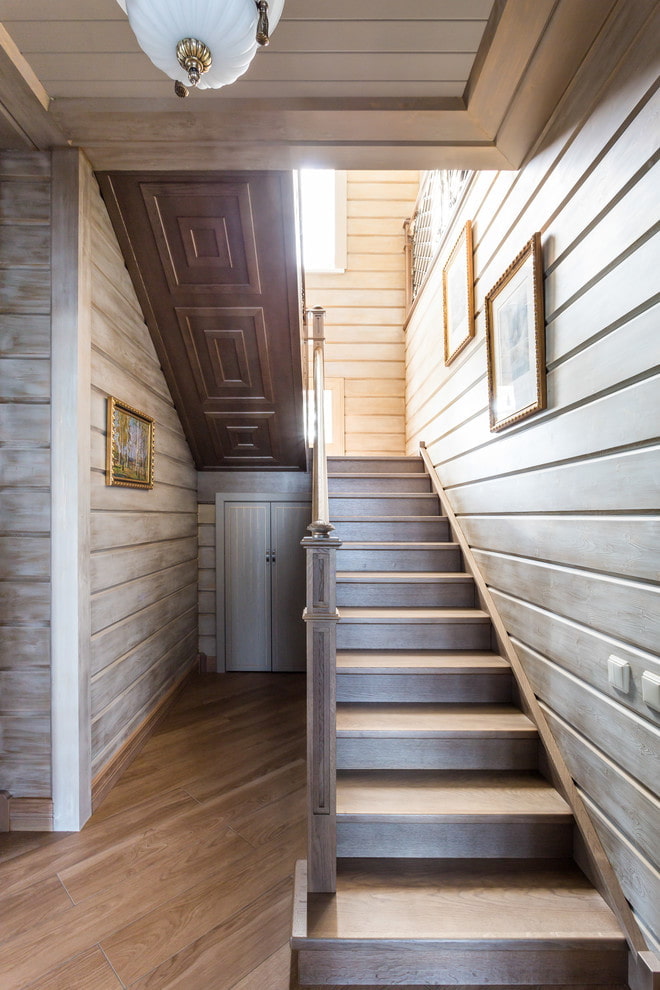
405, 170, 472, 306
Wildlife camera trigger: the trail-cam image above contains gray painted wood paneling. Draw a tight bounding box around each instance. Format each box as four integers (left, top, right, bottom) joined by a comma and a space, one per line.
405, 0, 660, 947
0, 154, 52, 799
88, 177, 197, 774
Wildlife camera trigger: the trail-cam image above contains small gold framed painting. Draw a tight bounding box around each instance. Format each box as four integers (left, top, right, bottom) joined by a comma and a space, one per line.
106, 396, 155, 489
485, 232, 546, 432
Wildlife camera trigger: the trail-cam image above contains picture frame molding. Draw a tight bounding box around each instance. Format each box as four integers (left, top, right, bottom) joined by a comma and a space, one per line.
106, 395, 155, 489
443, 219, 475, 366
485, 231, 546, 432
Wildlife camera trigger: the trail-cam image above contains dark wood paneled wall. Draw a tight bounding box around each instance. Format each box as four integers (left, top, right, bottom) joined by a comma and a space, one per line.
0, 152, 52, 803
406, 0, 660, 950
88, 179, 199, 779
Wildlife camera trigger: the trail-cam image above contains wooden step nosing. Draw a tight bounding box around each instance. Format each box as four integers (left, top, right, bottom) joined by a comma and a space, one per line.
337, 572, 473, 582
336, 812, 574, 824
332, 515, 449, 522
339, 611, 490, 624
336, 665, 510, 675
336, 728, 538, 739
340, 542, 458, 549
295, 935, 627, 951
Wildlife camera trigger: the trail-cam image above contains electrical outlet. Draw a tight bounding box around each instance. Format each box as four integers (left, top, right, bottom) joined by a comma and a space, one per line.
641, 671, 660, 712
607, 655, 631, 693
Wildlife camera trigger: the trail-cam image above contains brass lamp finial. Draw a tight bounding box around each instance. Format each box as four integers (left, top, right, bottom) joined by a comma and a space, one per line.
256, 1, 270, 46
176, 37, 213, 87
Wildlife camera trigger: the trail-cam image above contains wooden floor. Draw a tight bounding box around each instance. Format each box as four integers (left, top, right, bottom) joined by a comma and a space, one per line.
0, 673, 310, 990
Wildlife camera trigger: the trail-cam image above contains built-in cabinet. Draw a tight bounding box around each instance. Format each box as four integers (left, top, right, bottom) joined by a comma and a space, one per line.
216, 494, 310, 671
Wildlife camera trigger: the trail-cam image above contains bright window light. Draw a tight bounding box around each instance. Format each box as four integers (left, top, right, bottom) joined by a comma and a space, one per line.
300, 169, 347, 273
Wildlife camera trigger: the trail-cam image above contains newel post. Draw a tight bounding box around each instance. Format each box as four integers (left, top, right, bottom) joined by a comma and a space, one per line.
302, 535, 341, 893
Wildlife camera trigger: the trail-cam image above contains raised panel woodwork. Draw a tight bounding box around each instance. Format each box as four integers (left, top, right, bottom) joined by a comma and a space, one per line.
96, 171, 305, 471
175, 307, 273, 403
140, 182, 260, 294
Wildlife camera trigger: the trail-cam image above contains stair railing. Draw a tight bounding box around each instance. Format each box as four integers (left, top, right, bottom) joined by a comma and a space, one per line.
301, 306, 341, 893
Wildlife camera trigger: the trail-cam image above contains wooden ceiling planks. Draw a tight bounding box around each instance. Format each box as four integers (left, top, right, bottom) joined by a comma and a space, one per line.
0, 2, 619, 172
97, 170, 307, 471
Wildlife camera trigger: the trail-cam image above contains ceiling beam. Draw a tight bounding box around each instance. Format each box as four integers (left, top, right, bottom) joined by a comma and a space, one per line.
0, 23, 68, 149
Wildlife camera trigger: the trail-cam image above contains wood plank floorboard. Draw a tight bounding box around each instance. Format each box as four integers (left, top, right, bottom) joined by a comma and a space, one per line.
0, 674, 311, 990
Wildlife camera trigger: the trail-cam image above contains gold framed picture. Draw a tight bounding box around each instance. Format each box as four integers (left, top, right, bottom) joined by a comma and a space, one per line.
106, 396, 155, 489
485, 232, 546, 432
443, 220, 474, 365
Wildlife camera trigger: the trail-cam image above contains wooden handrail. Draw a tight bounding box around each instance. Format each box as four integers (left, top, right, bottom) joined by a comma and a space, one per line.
301, 305, 341, 893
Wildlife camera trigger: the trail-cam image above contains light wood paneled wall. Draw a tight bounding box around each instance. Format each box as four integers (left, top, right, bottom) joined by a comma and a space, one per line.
405, 0, 660, 949
305, 171, 418, 456
89, 180, 198, 779
0, 152, 52, 801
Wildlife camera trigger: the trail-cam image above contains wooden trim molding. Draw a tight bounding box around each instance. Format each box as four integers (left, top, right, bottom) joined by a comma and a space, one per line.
0, 790, 9, 832
0, 793, 54, 832
91, 659, 198, 813
8, 798, 54, 832
419, 441, 660, 990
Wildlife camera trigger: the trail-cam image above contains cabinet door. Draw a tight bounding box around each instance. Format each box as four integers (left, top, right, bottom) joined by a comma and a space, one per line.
224, 502, 271, 671
271, 502, 309, 672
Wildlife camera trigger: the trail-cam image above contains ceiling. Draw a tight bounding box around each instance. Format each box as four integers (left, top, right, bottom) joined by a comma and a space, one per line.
0, 0, 493, 101
0, 1, 617, 171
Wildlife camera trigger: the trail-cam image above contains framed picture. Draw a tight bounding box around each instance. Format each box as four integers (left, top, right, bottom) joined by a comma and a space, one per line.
485, 232, 546, 432
443, 220, 474, 365
106, 396, 155, 489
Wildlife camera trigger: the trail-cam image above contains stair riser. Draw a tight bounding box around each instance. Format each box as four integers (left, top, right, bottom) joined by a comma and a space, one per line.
337, 547, 461, 571
333, 520, 450, 540
337, 582, 475, 608
329, 475, 432, 493
336, 672, 512, 703
336, 821, 574, 859
297, 947, 627, 987
328, 458, 424, 474
330, 496, 440, 516
337, 737, 539, 770
337, 622, 492, 651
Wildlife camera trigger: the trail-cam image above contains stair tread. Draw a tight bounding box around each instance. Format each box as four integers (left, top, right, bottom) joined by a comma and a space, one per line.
331, 492, 437, 498
336, 651, 509, 672
332, 515, 448, 522
336, 703, 536, 736
338, 540, 459, 559
302, 859, 624, 945
339, 607, 489, 622
337, 571, 472, 582
336, 770, 571, 820
329, 472, 430, 478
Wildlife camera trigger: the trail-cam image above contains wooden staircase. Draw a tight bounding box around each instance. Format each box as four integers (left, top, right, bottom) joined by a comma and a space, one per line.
293, 454, 629, 988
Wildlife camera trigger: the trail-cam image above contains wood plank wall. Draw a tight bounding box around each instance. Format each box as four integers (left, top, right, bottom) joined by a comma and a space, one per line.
305, 170, 418, 456
0, 151, 52, 800
405, 0, 660, 949
89, 179, 198, 779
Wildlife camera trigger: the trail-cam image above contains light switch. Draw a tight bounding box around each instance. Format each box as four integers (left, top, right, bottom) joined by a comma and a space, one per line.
641, 671, 660, 712
607, 655, 631, 693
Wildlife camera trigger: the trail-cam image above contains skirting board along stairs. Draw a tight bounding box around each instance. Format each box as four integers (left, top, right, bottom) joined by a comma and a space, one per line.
292, 454, 656, 989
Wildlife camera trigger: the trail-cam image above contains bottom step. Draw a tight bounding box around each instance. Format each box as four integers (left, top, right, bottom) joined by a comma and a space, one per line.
292, 859, 627, 987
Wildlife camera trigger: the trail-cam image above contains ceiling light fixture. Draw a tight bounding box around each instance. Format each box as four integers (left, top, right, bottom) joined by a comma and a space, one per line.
116, 0, 285, 98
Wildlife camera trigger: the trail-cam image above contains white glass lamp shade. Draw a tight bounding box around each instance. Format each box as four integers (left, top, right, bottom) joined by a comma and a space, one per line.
116, 0, 284, 89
